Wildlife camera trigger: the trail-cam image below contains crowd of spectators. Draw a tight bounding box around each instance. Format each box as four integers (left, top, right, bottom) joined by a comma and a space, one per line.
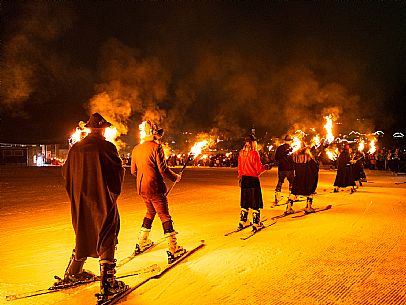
121, 145, 406, 174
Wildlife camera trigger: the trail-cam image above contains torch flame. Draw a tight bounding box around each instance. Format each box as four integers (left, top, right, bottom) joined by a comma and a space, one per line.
358, 140, 365, 152
290, 136, 302, 154
312, 135, 321, 148
104, 126, 119, 143
69, 125, 121, 148
324, 115, 335, 144
368, 139, 376, 154
139, 121, 149, 144
326, 147, 339, 160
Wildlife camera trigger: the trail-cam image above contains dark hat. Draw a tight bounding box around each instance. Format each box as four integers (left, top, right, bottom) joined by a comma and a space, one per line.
245, 134, 257, 142
156, 128, 164, 137
84, 113, 112, 128
284, 134, 293, 142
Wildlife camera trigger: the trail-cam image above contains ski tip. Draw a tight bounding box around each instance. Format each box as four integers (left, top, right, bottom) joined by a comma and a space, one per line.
6, 295, 16, 301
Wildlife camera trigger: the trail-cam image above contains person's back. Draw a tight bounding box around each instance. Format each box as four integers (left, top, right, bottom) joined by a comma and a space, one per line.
59, 113, 127, 303
275, 143, 294, 171
131, 120, 185, 262
131, 140, 173, 195
238, 149, 263, 177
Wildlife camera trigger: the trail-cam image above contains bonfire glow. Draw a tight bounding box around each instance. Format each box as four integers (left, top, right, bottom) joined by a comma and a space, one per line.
190, 140, 209, 155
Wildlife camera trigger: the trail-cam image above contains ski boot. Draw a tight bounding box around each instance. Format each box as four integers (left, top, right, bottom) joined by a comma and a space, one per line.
134, 227, 154, 254
273, 191, 282, 206
238, 208, 251, 229
96, 260, 128, 304
350, 187, 356, 194
285, 199, 295, 215
252, 209, 264, 232
333, 187, 339, 193
304, 197, 315, 214
53, 250, 97, 288
165, 231, 186, 264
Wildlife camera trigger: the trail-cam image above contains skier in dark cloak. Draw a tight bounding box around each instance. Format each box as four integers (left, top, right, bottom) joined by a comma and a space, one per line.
352, 149, 367, 188
286, 143, 319, 214
238, 134, 271, 231
333, 143, 356, 193
57, 113, 127, 301
273, 134, 294, 205
131, 120, 185, 262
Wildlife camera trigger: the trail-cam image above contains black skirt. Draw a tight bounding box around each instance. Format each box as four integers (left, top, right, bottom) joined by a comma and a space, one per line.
240, 176, 263, 210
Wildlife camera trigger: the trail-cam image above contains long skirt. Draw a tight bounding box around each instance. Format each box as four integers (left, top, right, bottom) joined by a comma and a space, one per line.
240, 176, 263, 210
334, 165, 356, 187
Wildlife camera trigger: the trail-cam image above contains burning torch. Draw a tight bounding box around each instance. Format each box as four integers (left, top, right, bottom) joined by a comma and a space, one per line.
165, 140, 209, 196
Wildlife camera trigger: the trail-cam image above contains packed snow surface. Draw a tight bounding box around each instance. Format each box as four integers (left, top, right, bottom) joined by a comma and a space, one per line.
0, 166, 405, 305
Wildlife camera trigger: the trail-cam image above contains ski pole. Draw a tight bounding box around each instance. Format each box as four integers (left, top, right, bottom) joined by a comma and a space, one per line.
165, 154, 192, 196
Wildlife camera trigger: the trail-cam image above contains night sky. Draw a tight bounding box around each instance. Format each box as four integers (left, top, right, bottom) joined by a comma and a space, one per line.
1, 1, 405, 146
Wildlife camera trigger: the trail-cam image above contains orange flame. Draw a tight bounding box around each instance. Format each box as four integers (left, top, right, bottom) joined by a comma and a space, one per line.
139, 121, 149, 144
326, 147, 339, 160
368, 139, 376, 154
324, 115, 335, 144
312, 134, 321, 148
69, 124, 122, 149
358, 140, 365, 152
290, 136, 302, 154
190, 140, 209, 156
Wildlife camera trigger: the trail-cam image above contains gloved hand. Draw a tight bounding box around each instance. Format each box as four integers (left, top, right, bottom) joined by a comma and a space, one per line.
176, 173, 182, 182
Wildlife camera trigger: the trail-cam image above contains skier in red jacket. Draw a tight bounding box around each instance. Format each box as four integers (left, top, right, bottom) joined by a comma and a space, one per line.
238, 134, 271, 231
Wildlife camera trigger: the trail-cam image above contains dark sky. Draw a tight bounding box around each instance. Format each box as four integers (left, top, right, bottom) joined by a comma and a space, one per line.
1, 1, 405, 145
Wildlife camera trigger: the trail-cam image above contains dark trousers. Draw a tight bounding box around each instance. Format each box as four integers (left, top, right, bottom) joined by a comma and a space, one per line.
275, 170, 294, 191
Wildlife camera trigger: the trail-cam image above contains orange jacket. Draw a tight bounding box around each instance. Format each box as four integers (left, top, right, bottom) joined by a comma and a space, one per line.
238, 150, 267, 177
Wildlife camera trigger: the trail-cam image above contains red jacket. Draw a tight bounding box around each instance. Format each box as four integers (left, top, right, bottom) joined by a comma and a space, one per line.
238, 150, 267, 177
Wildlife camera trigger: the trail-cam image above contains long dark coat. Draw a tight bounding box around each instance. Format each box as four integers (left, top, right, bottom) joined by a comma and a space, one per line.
62, 132, 124, 259
334, 150, 356, 187
131, 140, 178, 195
291, 150, 319, 196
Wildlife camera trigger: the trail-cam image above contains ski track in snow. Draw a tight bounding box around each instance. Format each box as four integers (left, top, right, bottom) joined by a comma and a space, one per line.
0, 167, 405, 305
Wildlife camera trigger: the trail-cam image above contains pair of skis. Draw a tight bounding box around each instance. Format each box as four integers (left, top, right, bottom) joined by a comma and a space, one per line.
6, 240, 205, 305
224, 205, 333, 239
116, 236, 166, 268
5, 264, 159, 301
224, 218, 277, 240
97, 241, 205, 305
271, 204, 332, 220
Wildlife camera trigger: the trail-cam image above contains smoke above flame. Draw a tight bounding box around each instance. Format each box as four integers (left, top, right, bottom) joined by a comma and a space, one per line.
2, 2, 402, 144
